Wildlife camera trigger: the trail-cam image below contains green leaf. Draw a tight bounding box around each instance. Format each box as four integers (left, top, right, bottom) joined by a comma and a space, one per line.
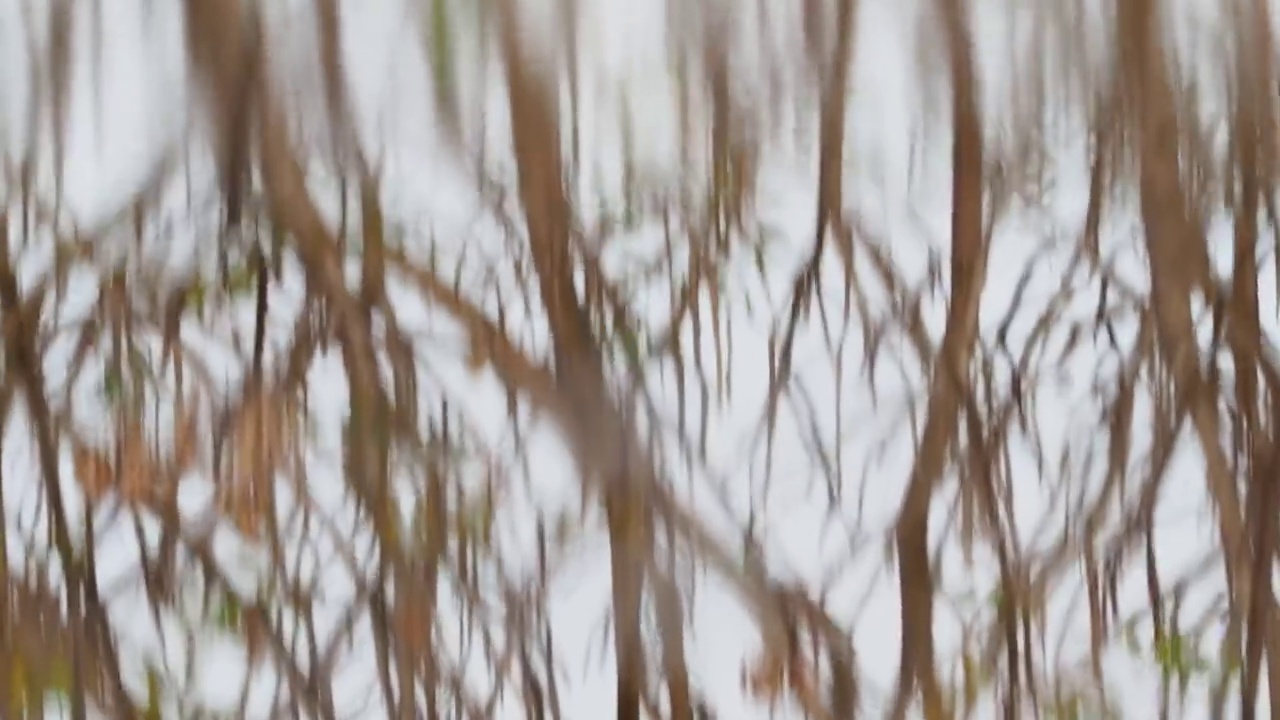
1154, 632, 1209, 679
8, 656, 27, 713
214, 592, 243, 630
430, 0, 452, 81
43, 654, 71, 704
988, 586, 1005, 612
1123, 622, 1141, 656
616, 324, 642, 367
960, 652, 978, 708
141, 666, 163, 720
186, 280, 207, 314
225, 262, 257, 296
102, 365, 123, 403
427, 0, 459, 134
1154, 634, 1181, 673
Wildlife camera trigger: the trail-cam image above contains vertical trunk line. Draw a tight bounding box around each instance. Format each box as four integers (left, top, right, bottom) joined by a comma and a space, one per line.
891, 0, 986, 717
494, 4, 650, 718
